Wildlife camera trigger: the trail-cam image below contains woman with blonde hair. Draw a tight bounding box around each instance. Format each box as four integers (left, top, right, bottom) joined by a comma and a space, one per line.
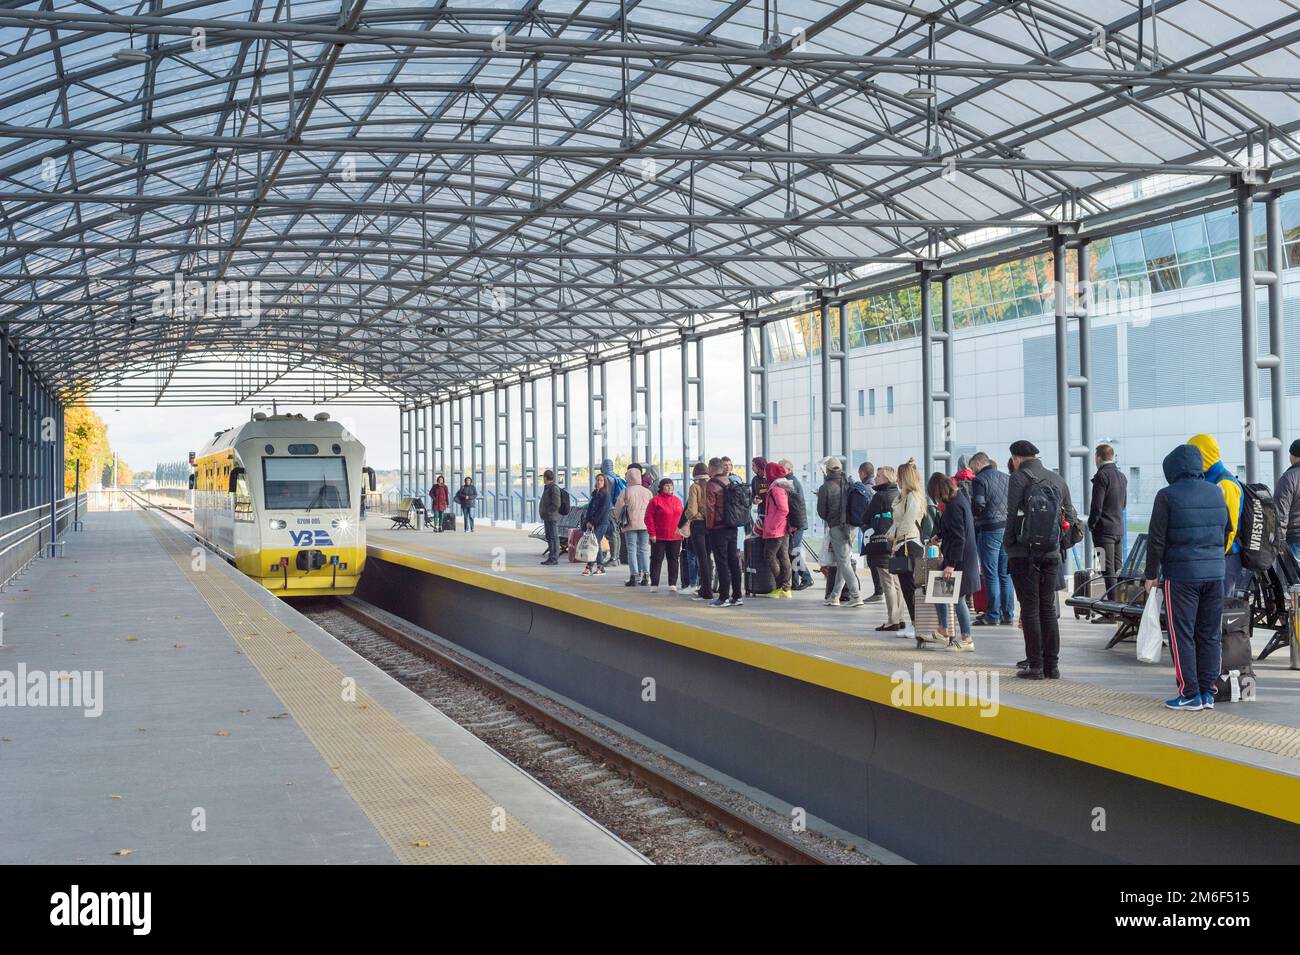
887, 459, 943, 642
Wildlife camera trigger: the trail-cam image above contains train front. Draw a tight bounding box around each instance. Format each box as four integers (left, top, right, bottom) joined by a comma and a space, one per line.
235, 420, 370, 597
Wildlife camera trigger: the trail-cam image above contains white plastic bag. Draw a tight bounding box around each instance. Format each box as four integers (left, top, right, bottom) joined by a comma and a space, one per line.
1136, 587, 1164, 663
575, 530, 599, 563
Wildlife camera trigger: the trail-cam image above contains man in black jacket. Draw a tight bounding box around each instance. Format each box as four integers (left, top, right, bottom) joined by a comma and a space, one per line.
1088, 444, 1128, 594
969, 452, 1013, 627
1004, 441, 1082, 680
539, 469, 562, 565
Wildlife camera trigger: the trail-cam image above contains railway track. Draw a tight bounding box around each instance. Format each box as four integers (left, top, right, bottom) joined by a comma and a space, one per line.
129, 490, 864, 864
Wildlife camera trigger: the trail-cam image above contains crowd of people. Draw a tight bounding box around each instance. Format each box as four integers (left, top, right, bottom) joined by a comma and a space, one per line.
423, 428, 1290, 711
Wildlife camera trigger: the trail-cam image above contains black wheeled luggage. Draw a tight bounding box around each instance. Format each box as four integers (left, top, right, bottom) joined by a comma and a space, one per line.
744, 537, 775, 596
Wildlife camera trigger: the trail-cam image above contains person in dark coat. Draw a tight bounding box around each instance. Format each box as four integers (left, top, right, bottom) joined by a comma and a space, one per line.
582, 473, 613, 575
1089, 444, 1128, 594
929, 472, 979, 650
1144, 444, 1231, 711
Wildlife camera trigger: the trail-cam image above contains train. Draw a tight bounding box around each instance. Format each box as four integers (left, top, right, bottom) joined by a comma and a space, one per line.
190, 412, 375, 597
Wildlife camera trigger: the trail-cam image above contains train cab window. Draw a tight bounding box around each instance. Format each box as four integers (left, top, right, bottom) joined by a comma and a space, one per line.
262, 456, 350, 510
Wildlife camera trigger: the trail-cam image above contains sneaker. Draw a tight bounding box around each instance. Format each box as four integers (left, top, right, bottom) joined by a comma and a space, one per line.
595, 566, 607, 575
766, 588, 785, 599
945, 639, 975, 652
846, 596, 866, 608
1164, 694, 1203, 711
900, 626, 915, 639
728, 597, 745, 607
921, 630, 947, 644
649, 586, 659, 594
1200, 690, 1216, 710
624, 579, 637, 588
541, 558, 558, 566
823, 597, 838, 607
581, 568, 592, 576
864, 593, 884, 603
639, 574, 650, 586
669, 585, 678, 593
692, 593, 713, 601
780, 588, 793, 598
972, 614, 999, 627
707, 599, 729, 608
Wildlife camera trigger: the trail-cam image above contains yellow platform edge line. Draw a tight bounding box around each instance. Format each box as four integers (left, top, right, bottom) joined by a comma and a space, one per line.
370, 543, 1300, 827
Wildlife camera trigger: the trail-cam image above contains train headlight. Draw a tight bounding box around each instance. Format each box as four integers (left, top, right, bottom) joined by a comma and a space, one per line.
268, 519, 286, 530
331, 518, 350, 532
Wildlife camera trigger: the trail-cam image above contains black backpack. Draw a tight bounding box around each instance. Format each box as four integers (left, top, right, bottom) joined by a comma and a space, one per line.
1019, 475, 1063, 555
787, 488, 807, 531
1237, 482, 1279, 573
847, 485, 871, 527
558, 487, 571, 516
723, 479, 754, 528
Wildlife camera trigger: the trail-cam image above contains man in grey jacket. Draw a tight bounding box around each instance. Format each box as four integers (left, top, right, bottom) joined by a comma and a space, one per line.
1274, 439, 1300, 563
816, 457, 864, 608
539, 469, 562, 565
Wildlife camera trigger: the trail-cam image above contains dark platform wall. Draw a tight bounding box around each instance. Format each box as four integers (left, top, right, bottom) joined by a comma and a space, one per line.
358, 556, 1300, 864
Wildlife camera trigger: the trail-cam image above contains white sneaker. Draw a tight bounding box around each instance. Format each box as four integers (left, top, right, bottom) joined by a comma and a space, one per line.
824, 597, 837, 607
650, 586, 659, 594
669, 585, 678, 593
846, 596, 865, 608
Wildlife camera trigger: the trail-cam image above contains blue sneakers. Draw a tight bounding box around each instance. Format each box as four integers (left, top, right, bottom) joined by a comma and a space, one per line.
1200, 690, 1216, 710
1164, 694, 1203, 711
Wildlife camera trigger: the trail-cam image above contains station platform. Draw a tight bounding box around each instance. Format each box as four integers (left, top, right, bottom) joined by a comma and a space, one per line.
363, 519, 1300, 862
0, 511, 642, 865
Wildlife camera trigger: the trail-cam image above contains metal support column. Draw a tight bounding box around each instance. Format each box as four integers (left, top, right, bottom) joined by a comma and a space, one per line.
1264, 190, 1289, 481
551, 366, 571, 488
495, 385, 512, 523
432, 398, 446, 482
587, 360, 608, 488
1074, 240, 1096, 568
398, 406, 411, 497
1052, 230, 1071, 479
414, 401, 428, 498
919, 271, 934, 475
471, 390, 486, 520
818, 295, 833, 463
630, 348, 650, 465
681, 332, 706, 496
450, 394, 464, 489
521, 376, 538, 522
1236, 180, 1272, 485
838, 300, 851, 470
936, 277, 954, 469
742, 316, 769, 475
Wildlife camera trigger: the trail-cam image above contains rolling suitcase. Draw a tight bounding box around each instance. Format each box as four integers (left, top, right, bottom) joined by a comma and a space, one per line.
744, 537, 775, 596
442, 512, 455, 531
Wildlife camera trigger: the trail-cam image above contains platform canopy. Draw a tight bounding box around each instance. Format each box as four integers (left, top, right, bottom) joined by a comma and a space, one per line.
1, 0, 1299, 405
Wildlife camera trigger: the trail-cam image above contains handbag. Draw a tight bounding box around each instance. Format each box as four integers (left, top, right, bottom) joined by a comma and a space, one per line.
888, 541, 923, 576
1136, 587, 1164, 663
575, 530, 599, 564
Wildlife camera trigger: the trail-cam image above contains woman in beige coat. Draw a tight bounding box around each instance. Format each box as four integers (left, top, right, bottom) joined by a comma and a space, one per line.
887, 459, 940, 641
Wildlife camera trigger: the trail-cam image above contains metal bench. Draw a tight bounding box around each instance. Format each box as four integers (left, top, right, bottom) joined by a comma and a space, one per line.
387, 497, 419, 530
1064, 534, 1150, 648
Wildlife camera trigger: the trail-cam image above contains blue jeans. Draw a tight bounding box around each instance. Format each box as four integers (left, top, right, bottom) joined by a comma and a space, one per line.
938, 597, 972, 638
461, 505, 474, 531
1288, 542, 1300, 563
625, 529, 650, 577
1223, 550, 1242, 597
977, 528, 1014, 621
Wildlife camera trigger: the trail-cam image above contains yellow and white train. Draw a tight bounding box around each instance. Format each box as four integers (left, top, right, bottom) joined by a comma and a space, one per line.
190, 412, 374, 597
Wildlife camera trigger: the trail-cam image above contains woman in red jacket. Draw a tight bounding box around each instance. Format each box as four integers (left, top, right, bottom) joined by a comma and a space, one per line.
761, 461, 793, 597
645, 478, 685, 593
428, 475, 450, 532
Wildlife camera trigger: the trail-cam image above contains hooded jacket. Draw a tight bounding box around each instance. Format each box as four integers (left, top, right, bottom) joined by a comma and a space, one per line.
816, 468, 850, 527
683, 473, 709, 523
761, 463, 791, 538
644, 489, 684, 540
613, 467, 652, 532
1088, 460, 1127, 541
599, 459, 627, 503
429, 481, 449, 511
969, 465, 1008, 531
1144, 445, 1230, 582
1187, 434, 1243, 554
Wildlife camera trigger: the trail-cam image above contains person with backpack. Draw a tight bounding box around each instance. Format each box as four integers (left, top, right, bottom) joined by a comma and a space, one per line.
429, 475, 450, 533
613, 466, 652, 586
1004, 440, 1082, 680
645, 478, 685, 593
582, 472, 613, 576
1187, 434, 1251, 597
539, 469, 563, 565
779, 458, 814, 590
817, 457, 865, 608
759, 461, 793, 598
1144, 444, 1231, 710
682, 462, 714, 600
454, 477, 477, 532
969, 452, 1012, 626
705, 457, 744, 607
598, 459, 626, 566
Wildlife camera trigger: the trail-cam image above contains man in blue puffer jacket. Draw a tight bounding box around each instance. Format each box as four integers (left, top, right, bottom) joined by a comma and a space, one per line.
1144, 444, 1232, 712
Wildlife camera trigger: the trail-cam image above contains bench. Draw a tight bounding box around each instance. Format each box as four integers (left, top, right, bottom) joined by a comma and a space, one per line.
1254, 550, 1300, 661
1064, 534, 1149, 649
387, 497, 422, 530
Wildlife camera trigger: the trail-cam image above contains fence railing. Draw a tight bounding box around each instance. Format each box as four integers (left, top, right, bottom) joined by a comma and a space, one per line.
0, 494, 87, 591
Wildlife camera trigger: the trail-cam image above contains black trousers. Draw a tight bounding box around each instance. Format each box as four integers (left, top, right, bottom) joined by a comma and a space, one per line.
708, 527, 742, 601
690, 521, 712, 597
1095, 535, 1122, 594
650, 539, 682, 586
897, 568, 916, 620
1010, 555, 1062, 671
543, 518, 560, 559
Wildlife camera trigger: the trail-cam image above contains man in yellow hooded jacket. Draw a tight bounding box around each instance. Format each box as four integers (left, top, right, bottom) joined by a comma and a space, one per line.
1187, 433, 1244, 596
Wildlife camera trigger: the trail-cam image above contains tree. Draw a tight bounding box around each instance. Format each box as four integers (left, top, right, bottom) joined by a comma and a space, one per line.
64, 407, 109, 492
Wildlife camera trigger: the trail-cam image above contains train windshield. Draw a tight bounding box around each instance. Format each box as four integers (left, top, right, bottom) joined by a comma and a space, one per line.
262, 457, 350, 510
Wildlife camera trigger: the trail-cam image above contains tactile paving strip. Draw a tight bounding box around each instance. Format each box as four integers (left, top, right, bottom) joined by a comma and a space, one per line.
146, 515, 561, 865
373, 527, 1300, 764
